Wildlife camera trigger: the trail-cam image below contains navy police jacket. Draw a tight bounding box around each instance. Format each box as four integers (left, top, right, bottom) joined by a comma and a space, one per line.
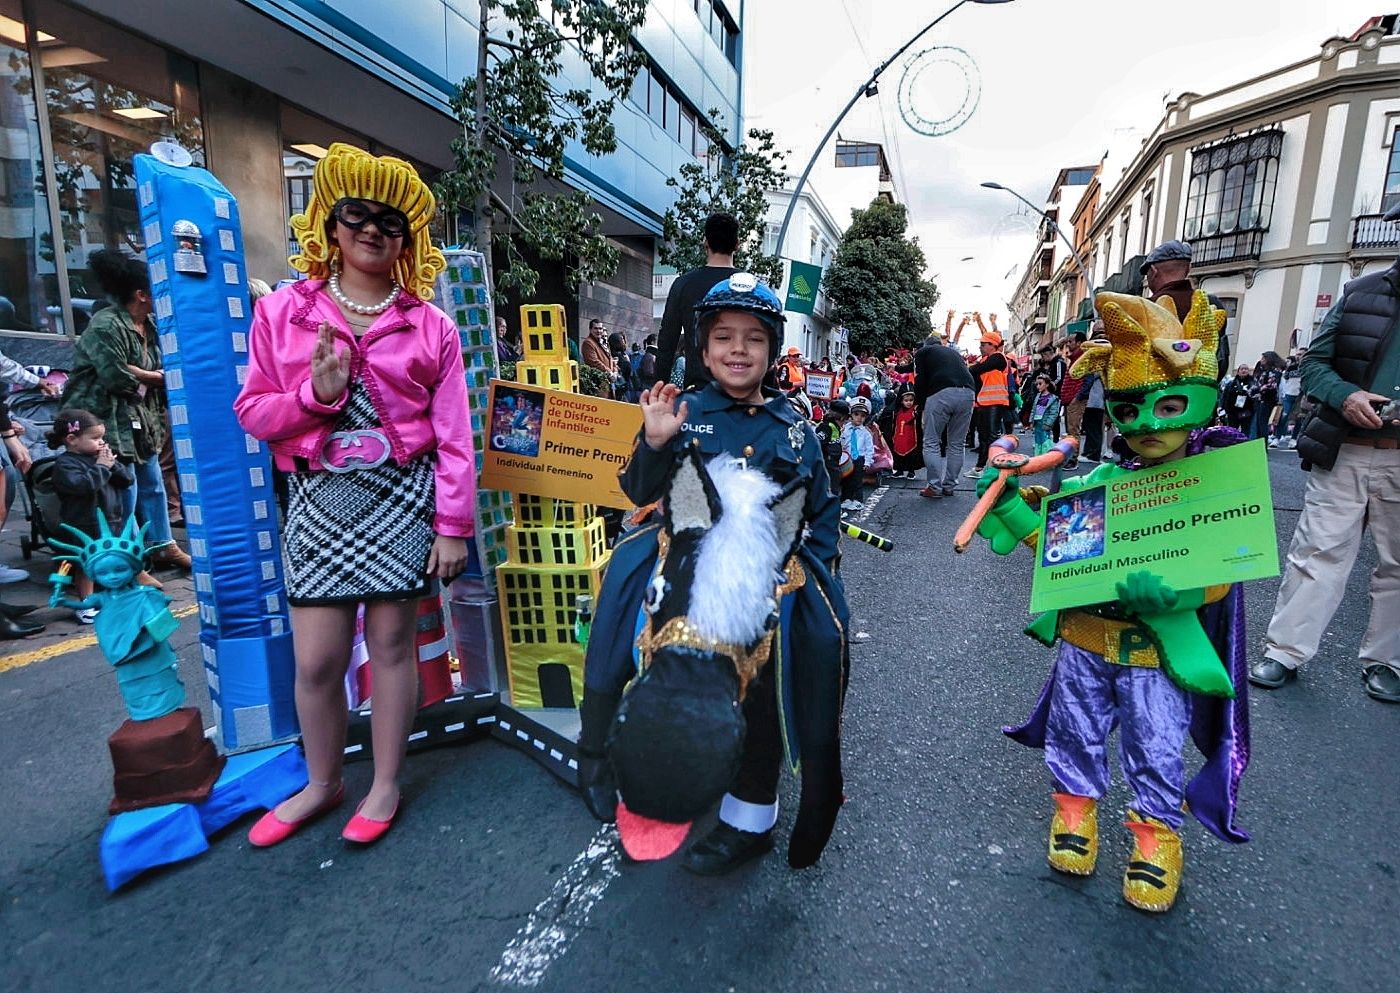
618, 382, 842, 569
581, 380, 850, 865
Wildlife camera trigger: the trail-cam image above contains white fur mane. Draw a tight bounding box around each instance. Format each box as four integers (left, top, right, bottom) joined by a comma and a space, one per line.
686, 458, 785, 646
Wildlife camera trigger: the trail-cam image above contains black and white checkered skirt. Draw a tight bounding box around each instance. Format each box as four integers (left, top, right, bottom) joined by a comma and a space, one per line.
282, 388, 437, 606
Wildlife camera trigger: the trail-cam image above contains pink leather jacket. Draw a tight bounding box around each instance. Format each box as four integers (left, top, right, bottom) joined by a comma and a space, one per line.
234, 280, 476, 537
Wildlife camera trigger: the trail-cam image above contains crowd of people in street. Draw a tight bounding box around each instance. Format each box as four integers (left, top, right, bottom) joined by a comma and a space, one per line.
0, 171, 1394, 924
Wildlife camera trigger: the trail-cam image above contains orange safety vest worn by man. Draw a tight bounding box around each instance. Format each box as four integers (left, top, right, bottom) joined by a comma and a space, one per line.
968, 331, 1011, 471
778, 346, 806, 389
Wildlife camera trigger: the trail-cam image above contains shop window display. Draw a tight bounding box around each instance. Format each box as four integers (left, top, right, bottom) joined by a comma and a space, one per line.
0, 1, 60, 333
1, 0, 203, 335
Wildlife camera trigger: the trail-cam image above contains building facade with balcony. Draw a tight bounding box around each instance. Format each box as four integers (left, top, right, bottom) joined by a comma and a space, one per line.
1072, 18, 1400, 364
1006, 165, 1096, 353
0, 0, 743, 351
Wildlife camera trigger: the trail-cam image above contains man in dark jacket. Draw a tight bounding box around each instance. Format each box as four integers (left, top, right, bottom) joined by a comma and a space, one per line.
913, 332, 975, 498
1250, 220, 1400, 703
637, 334, 659, 384
1220, 363, 1256, 432
655, 213, 739, 389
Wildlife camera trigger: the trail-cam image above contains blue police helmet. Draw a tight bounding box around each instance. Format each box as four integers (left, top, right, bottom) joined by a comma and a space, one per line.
694, 272, 786, 361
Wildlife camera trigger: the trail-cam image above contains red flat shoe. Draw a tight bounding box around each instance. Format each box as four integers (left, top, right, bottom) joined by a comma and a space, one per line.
248, 783, 345, 847
341, 797, 400, 844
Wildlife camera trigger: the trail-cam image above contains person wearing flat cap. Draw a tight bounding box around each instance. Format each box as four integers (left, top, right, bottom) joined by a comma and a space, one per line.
1250, 199, 1400, 704
1141, 240, 1232, 377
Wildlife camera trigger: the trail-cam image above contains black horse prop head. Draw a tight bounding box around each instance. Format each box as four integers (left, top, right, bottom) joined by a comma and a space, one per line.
607, 448, 808, 860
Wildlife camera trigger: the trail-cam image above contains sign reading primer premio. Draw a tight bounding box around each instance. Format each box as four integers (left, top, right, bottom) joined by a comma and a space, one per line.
478, 380, 643, 509
1029, 441, 1279, 613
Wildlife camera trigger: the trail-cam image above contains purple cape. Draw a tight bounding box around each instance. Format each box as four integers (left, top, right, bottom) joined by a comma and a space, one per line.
1006, 427, 1253, 844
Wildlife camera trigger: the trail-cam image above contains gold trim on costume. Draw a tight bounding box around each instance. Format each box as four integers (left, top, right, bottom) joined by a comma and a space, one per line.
1059, 610, 1162, 668
635, 556, 806, 699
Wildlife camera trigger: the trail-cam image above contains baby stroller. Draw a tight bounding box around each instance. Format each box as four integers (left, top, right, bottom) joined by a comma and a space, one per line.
5, 372, 67, 560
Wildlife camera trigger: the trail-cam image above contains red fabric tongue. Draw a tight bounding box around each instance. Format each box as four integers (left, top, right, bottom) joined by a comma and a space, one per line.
615, 800, 693, 861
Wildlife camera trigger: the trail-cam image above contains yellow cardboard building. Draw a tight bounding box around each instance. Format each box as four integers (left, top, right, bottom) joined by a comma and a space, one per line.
497, 305, 609, 708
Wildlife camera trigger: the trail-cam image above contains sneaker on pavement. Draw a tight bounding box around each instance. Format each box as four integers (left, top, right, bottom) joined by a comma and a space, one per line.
1362, 664, 1400, 703
0, 565, 29, 584
74, 607, 99, 624
965, 467, 984, 478
1248, 657, 1297, 689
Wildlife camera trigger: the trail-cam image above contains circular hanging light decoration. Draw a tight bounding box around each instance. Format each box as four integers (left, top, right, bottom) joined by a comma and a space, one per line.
897, 46, 981, 137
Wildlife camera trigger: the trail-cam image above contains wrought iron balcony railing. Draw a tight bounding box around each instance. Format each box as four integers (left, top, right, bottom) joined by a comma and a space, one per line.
1188, 230, 1265, 267
1352, 213, 1400, 252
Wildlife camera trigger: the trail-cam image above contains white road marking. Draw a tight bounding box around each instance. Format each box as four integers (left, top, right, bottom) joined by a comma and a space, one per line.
857, 484, 889, 523
490, 825, 622, 987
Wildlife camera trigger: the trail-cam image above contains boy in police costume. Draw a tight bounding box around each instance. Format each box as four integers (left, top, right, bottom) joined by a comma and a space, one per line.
576, 273, 850, 875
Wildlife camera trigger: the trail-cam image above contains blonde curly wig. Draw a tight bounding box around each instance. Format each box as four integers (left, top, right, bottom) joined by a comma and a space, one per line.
288, 142, 446, 300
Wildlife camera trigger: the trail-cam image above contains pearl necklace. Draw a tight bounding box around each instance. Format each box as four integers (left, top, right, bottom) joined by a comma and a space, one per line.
328, 270, 399, 315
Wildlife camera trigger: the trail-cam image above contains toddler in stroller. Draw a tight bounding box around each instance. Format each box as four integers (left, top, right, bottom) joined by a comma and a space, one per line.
4, 369, 68, 559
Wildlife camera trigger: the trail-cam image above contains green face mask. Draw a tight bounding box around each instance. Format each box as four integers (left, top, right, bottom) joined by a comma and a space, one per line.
1105, 382, 1218, 436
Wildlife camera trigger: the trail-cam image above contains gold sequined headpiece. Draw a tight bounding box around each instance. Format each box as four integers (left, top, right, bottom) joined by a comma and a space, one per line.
288, 142, 446, 301
1071, 290, 1225, 393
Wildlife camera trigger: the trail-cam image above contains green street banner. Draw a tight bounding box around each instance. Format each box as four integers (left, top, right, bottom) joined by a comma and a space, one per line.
784, 260, 822, 314
1029, 440, 1279, 613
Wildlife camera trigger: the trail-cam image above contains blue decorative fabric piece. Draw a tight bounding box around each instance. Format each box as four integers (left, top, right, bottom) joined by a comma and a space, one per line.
101, 744, 307, 891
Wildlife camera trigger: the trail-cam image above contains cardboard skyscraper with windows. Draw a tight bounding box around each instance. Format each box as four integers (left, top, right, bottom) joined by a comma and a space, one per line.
495, 305, 609, 710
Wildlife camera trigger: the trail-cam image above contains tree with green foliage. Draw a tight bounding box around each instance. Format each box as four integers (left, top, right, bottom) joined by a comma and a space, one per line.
659, 116, 787, 286
823, 199, 939, 356
434, 0, 648, 303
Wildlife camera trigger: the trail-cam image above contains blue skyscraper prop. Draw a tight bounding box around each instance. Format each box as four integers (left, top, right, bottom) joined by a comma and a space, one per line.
134, 152, 297, 752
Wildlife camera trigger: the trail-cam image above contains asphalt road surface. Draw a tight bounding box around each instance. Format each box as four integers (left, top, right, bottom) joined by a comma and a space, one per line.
2, 449, 1395, 993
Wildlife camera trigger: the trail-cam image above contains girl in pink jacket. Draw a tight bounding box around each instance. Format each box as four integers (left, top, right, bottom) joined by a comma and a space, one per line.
235, 143, 474, 848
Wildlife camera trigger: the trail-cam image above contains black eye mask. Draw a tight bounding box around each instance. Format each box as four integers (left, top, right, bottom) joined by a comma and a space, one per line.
331, 198, 409, 239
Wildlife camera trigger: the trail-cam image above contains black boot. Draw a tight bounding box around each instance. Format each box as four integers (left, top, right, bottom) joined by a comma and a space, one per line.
576, 688, 621, 822
0, 612, 44, 639
1363, 665, 1400, 703
681, 822, 774, 876
0, 602, 37, 619
577, 748, 618, 823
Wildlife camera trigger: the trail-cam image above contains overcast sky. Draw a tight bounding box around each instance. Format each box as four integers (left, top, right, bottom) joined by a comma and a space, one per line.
743, 0, 1385, 328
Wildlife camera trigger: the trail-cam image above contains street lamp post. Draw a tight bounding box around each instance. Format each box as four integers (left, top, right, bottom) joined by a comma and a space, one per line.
772, 0, 1016, 253
980, 181, 1097, 301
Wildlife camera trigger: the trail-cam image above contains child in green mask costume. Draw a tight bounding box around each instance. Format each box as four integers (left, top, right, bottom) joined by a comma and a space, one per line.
974, 289, 1252, 914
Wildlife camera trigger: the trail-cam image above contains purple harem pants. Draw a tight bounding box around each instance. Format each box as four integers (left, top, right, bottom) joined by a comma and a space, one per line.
1044, 642, 1189, 829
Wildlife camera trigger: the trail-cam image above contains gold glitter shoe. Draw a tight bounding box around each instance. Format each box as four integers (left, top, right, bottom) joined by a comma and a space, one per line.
1122, 811, 1183, 912
1047, 792, 1098, 875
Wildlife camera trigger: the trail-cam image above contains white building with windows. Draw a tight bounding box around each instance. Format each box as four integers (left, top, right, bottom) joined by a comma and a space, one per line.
1068, 16, 1400, 364
759, 136, 902, 361
762, 182, 845, 361
1006, 165, 1097, 353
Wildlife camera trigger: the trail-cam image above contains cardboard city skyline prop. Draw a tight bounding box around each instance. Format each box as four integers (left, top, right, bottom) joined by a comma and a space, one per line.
94, 155, 599, 888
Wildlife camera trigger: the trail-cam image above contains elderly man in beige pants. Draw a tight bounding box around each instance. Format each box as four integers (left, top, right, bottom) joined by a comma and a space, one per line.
1250, 244, 1400, 703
